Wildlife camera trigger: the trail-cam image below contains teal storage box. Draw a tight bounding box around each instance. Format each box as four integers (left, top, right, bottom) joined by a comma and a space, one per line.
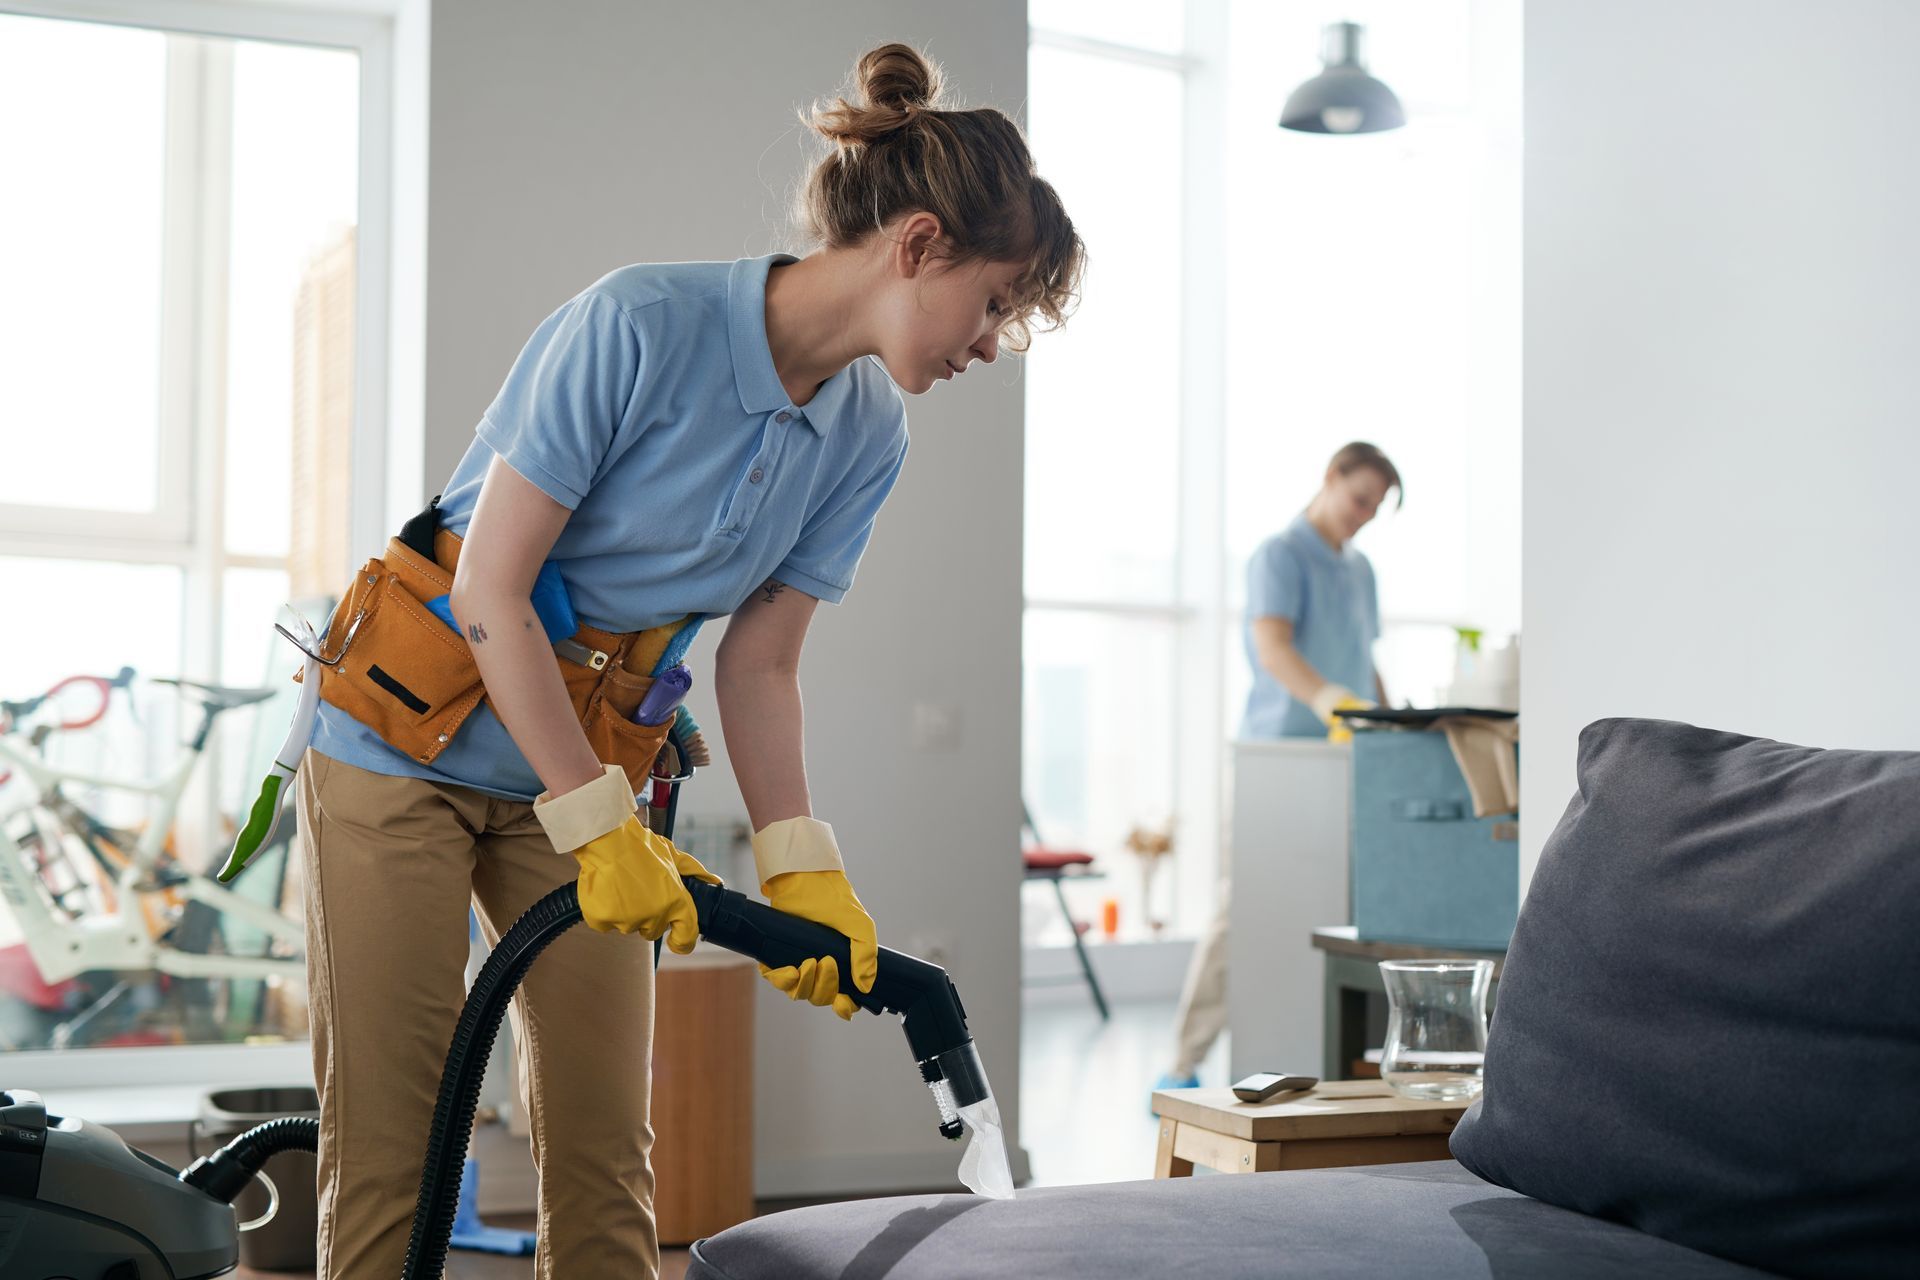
1351, 727, 1518, 949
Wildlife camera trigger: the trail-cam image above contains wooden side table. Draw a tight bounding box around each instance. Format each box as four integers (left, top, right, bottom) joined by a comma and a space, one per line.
1150, 1080, 1468, 1178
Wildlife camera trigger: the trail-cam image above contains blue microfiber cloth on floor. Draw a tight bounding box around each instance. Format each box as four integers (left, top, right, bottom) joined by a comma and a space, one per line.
449, 1156, 536, 1256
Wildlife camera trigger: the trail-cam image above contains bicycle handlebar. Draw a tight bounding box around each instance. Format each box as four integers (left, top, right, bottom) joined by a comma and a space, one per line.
0, 667, 136, 736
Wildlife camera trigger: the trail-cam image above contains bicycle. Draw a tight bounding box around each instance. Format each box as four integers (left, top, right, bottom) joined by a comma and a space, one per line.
0, 670, 307, 1049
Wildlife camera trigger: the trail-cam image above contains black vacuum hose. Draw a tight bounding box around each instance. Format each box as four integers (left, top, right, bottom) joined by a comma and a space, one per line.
179, 1114, 321, 1205
401, 880, 584, 1280
397, 876, 861, 1277
400, 874, 984, 1278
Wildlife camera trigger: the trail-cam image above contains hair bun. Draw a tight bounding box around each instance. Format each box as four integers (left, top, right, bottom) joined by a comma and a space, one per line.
806, 44, 945, 148
857, 43, 942, 112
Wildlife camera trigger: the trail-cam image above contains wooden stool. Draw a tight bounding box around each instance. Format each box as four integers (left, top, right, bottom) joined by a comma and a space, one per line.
1150, 1079, 1468, 1177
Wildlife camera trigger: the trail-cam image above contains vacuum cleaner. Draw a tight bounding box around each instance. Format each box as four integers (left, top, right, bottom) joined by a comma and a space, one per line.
0, 832, 993, 1279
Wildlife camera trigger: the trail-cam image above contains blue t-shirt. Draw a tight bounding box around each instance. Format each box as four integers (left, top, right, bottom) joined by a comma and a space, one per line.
312, 254, 910, 798
1240, 513, 1380, 739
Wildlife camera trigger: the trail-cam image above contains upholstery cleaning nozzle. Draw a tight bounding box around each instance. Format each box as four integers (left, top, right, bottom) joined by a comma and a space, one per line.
684, 879, 990, 1135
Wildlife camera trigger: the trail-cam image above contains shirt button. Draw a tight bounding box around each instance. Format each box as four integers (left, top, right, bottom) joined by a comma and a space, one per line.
749, 468, 764, 484
775, 411, 792, 424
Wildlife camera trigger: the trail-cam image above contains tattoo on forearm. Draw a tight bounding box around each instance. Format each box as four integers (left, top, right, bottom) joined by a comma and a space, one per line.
758, 579, 786, 605
468, 622, 489, 644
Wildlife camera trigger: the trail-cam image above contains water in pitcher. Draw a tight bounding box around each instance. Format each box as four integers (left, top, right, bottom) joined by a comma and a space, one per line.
1380, 1048, 1485, 1100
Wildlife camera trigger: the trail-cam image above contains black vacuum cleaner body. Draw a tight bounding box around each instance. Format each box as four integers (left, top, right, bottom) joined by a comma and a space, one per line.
0, 1088, 251, 1278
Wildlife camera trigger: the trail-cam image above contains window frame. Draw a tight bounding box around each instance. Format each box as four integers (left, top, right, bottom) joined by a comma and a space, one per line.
0, 24, 196, 546
0, 0, 395, 1081
1025, 5, 1231, 941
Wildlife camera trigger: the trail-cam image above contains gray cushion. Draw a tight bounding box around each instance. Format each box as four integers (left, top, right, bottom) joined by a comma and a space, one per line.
1451, 718, 1920, 1279
686, 1161, 1773, 1279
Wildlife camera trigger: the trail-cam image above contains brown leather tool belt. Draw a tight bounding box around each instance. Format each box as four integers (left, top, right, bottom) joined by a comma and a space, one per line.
308, 523, 683, 794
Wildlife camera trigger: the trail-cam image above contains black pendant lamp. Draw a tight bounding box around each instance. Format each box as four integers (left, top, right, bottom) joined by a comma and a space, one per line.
1279, 21, 1405, 135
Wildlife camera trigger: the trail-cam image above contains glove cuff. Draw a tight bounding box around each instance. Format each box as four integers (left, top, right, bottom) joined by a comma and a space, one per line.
533, 764, 636, 853
751, 816, 845, 890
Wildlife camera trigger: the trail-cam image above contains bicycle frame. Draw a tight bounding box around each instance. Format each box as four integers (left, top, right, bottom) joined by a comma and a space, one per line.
0, 732, 303, 986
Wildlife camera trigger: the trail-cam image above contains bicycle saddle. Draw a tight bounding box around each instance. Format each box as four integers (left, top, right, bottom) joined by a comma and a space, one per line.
153, 677, 278, 712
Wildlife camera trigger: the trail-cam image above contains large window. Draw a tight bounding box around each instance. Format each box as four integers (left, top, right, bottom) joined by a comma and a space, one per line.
1221, 0, 1521, 719
1024, 3, 1210, 944
1023, 0, 1520, 951
0, 9, 362, 1058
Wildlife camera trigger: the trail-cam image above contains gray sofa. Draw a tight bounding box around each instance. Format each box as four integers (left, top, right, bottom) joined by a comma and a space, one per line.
684, 1161, 1772, 1279
688, 720, 1919, 1279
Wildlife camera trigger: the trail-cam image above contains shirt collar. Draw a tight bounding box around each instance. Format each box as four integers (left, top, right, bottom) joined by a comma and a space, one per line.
727, 253, 861, 437
1289, 511, 1346, 563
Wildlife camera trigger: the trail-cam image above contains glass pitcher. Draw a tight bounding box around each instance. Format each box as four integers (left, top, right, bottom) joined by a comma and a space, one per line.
1378, 959, 1493, 1100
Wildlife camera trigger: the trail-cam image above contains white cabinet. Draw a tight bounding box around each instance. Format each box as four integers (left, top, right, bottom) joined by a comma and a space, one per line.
1226, 739, 1350, 1081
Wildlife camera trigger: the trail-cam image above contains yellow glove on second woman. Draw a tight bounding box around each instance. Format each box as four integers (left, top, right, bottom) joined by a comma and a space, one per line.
751, 818, 876, 1022
533, 764, 720, 949
1309, 683, 1375, 744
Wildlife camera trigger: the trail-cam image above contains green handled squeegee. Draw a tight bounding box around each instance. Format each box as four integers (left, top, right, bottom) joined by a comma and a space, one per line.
218, 653, 322, 883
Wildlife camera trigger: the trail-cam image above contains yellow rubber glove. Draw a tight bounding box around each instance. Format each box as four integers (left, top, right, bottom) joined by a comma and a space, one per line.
1310, 683, 1376, 744
759, 870, 877, 1022
572, 817, 719, 948
532, 764, 719, 949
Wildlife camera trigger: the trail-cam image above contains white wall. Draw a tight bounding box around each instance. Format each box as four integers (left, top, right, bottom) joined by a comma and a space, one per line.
403, 0, 1029, 1195
1522, 0, 1920, 886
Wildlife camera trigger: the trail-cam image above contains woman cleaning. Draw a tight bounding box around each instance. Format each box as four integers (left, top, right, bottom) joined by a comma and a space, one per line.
1156, 442, 1402, 1093
295, 43, 1083, 1278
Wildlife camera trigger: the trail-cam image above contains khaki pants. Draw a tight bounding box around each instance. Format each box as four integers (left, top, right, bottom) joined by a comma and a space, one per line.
297, 751, 660, 1279
1169, 880, 1230, 1077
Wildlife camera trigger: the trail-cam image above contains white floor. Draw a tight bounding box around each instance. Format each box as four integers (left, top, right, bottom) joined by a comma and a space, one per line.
1019, 993, 1229, 1189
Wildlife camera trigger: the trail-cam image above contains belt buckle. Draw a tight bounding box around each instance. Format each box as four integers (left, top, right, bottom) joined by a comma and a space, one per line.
554, 637, 610, 670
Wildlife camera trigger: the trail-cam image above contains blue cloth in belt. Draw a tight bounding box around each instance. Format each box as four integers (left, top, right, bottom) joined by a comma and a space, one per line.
422, 561, 578, 643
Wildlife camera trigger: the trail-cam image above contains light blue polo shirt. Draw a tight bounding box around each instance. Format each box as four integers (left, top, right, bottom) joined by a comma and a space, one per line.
1240, 513, 1380, 739
311, 254, 910, 798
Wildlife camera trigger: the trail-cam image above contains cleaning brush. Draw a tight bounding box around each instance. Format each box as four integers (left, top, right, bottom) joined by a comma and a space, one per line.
671, 705, 712, 768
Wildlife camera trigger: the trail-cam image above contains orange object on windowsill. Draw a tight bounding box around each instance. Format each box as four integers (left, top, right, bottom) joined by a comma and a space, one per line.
1100, 897, 1119, 939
